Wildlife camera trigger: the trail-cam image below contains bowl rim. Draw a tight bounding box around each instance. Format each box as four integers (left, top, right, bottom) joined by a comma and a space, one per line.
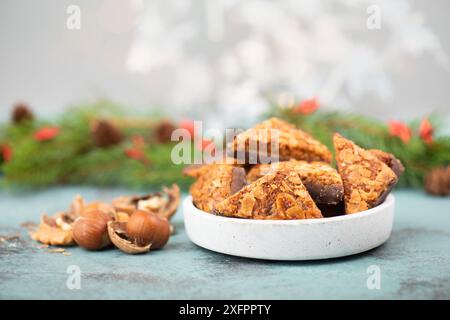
184, 194, 395, 225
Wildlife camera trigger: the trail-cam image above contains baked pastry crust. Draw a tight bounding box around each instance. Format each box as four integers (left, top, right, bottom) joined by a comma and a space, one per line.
230, 118, 332, 164
214, 168, 323, 220
183, 157, 244, 179
190, 164, 247, 212
183, 164, 213, 179
369, 149, 404, 178
333, 133, 398, 214
247, 160, 344, 205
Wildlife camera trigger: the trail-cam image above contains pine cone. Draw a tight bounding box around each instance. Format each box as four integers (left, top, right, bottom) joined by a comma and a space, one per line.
90, 120, 124, 148
11, 103, 34, 124
154, 120, 176, 143
424, 165, 450, 196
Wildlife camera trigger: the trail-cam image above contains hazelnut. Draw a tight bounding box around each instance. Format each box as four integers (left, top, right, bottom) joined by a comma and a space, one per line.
126, 210, 170, 249
72, 210, 112, 250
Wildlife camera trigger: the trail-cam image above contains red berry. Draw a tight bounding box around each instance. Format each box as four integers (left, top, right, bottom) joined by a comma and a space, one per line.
33, 127, 60, 141
419, 118, 433, 144
1, 145, 12, 162
388, 121, 411, 144
293, 97, 319, 115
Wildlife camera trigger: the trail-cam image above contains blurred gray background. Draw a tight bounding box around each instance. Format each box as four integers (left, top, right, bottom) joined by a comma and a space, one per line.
1, 0, 449, 127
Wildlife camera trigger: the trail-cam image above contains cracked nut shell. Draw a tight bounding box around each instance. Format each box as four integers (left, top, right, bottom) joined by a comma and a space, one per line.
29, 213, 75, 246
111, 184, 180, 220
107, 221, 151, 254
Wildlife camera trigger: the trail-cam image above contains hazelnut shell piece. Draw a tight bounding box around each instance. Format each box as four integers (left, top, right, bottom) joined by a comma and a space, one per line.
111, 196, 136, 215
107, 221, 151, 254
111, 184, 180, 220
29, 213, 75, 246
68, 195, 86, 220
160, 184, 180, 220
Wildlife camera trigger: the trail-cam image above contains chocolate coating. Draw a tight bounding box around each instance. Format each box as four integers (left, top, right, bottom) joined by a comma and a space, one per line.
230, 167, 247, 194
303, 181, 344, 205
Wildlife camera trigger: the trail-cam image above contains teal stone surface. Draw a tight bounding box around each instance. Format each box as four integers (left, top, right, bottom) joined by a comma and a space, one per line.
0, 187, 449, 299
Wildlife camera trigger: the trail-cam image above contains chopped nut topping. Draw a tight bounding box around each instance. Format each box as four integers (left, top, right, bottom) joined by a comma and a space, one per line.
229, 118, 332, 163
214, 168, 322, 220
334, 133, 398, 214
247, 160, 344, 205
190, 164, 247, 212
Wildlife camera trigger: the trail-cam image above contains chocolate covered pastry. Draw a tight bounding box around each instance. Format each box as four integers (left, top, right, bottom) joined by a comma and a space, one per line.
187, 118, 403, 219
369, 149, 404, 178
214, 168, 323, 220
333, 133, 398, 214
229, 118, 332, 164
190, 164, 247, 212
246, 160, 344, 205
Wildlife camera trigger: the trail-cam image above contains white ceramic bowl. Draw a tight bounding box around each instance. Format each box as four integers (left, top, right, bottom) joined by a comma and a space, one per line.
183, 195, 395, 260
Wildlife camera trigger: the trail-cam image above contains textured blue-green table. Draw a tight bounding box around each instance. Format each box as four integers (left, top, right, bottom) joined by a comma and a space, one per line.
0, 187, 449, 299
